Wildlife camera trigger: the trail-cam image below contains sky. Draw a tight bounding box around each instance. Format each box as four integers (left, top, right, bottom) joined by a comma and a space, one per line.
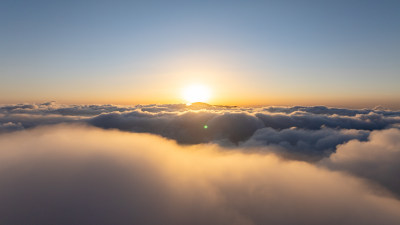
1, 0, 399, 108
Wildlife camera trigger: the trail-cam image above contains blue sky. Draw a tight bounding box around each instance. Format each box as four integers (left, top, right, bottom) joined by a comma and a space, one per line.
1, 0, 399, 107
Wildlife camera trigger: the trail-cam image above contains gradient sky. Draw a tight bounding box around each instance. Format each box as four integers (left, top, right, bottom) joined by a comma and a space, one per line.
1, 0, 399, 108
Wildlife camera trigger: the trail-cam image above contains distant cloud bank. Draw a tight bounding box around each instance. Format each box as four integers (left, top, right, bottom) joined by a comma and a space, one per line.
1, 102, 399, 155
0, 102, 400, 224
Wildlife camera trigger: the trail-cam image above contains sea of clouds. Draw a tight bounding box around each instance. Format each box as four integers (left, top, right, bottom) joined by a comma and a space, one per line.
1, 102, 400, 224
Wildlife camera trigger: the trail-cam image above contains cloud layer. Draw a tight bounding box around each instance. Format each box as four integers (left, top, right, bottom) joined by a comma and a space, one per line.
1, 103, 400, 157
0, 124, 400, 225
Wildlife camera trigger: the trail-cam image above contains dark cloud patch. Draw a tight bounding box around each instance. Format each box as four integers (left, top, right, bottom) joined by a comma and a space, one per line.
0, 113, 84, 130
263, 106, 400, 117
321, 128, 400, 195
243, 127, 369, 159
255, 111, 399, 130
89, 111, 263, 144
0, 102, 133, 116
0, 122, 24, 133
206, 112, 264, 144
0, 125, 400, 225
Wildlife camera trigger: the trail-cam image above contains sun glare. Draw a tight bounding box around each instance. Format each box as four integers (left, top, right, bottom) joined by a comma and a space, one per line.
182, 84, 211, 104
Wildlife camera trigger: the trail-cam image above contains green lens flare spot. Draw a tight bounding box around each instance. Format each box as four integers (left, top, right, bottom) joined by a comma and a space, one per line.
204, 125, 208, 129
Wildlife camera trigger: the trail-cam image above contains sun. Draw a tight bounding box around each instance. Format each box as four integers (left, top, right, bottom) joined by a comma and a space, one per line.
182, 84, 211, 104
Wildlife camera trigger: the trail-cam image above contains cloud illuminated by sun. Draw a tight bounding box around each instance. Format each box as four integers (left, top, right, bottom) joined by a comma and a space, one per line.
182, 84, 211, 104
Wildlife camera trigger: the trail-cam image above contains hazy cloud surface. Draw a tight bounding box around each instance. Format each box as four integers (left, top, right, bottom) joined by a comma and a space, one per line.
0, 125, 400, 225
